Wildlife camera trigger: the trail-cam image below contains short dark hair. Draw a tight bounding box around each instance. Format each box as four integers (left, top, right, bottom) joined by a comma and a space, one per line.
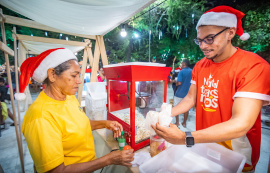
0, 78, 4, 83
182, 59, 190, 67
43, 59, 77, 85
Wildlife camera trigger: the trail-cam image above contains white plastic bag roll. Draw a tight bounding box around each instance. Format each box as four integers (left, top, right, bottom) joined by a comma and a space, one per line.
145, 111, 159, 135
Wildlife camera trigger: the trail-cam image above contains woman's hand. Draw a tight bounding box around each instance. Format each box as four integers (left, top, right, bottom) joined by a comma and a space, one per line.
105, 121, 123, 138
108, 149, 134, 166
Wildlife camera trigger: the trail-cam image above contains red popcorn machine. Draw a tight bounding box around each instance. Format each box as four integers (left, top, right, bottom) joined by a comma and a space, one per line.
103, 62, 172, 151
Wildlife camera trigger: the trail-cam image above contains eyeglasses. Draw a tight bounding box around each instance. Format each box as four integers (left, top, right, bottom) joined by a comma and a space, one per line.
194, 28, 229, 46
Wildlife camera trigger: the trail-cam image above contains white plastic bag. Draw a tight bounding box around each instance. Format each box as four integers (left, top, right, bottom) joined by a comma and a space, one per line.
160, 102, 172, 115
158, 110, 173, 126
145, 111, 159, 135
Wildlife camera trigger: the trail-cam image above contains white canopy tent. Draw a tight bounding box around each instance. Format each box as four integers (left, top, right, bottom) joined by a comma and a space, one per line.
21, 41, 84, 55
0, 0, 155, 35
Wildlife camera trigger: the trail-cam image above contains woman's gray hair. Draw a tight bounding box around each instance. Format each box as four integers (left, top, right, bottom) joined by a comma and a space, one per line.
43, 59, 77, 85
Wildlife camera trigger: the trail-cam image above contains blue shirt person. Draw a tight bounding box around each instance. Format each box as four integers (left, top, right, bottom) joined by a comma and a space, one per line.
174, 59, 192, 128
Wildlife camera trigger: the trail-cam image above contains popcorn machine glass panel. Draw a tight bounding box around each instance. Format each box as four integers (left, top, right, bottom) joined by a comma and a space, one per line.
104, 63, 172, 151
135, 81, 164, 115
109, 81, 164, 145
109, 80, 130, 112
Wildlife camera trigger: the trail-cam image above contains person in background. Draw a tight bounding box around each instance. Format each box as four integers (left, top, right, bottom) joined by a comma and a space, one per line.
17, 48, 134, 173
171, 67, 181, 95
152, 6, 270, 172
174, 59, 192, 128
97, 67, 106, 82
0, 94, 15, 126
0, 78, 10, 102
10, 66, 16, 93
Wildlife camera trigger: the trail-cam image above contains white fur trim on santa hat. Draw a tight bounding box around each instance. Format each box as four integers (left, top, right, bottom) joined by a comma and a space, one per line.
196, 12, 237, 29
32, 49, 77, 83
15, 93, 26, 101
240, 33, 250, 41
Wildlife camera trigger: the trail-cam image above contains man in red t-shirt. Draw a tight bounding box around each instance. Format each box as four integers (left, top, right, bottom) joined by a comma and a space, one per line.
152, 6, 270, 172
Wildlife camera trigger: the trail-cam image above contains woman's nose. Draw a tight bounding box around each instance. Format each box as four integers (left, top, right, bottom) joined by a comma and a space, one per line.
77, 77, 82, 84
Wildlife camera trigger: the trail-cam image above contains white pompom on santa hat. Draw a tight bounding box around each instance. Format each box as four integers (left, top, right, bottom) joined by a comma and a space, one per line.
196, 5, 250, 41
15, 48, 77, 100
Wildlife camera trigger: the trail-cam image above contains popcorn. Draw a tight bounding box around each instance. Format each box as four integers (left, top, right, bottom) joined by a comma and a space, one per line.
113, 111, 150, 142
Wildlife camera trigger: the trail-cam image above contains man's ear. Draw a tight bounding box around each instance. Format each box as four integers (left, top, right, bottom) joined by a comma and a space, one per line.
228, 27, 236, 41
47, 68, 56, 83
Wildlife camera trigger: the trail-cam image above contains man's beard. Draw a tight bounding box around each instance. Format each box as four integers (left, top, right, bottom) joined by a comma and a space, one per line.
205, 54, 217, 61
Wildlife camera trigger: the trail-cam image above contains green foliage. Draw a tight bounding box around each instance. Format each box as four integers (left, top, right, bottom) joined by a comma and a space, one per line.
165, 0, 206, 39
232, 2, 270, 63
104, 0, 206, 66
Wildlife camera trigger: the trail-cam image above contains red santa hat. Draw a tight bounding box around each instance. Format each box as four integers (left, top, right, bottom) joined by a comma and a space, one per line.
15, 48, 77, 100
175, 67, 181, 72
196, 5, 250, 41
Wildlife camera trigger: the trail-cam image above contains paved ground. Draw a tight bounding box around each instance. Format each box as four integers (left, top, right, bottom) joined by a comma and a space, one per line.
0, 86, 269, 173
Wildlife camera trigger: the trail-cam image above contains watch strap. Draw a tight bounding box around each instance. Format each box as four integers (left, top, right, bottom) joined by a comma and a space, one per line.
186, 131, 192, 137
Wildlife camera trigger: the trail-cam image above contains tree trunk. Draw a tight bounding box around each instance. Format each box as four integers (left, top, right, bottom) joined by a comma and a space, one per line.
126, 38, 133, 62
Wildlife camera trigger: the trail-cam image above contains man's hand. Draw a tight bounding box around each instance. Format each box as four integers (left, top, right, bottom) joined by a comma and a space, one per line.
105, 121, 123, 138
108, 149, 134, 166
151, 123, 186, 144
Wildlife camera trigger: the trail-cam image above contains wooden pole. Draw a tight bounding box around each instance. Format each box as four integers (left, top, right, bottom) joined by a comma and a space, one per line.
0, 9, 25, 173
96, 36, 108, 66
77, 48, 88, 104
172, 56, 176, 71
0, 14, 96, 40
0, 41, 14, 56
90, 36, 101, 82
87, 43, 94, 68
16, 34, 88, 47
13, 27, 24, 153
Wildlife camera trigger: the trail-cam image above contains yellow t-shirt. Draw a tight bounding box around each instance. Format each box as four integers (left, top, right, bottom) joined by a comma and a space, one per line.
1, 102, 8, 120
22, 91, 96, 173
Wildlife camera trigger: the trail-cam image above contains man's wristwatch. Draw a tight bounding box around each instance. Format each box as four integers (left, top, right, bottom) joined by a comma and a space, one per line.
185, 132, 194, 147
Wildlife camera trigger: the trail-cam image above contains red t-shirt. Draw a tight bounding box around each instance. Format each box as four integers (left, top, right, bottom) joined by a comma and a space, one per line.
192, 48, 270, 170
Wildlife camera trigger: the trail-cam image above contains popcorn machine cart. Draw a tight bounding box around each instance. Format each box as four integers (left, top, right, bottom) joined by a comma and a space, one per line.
103, 62, 172, 151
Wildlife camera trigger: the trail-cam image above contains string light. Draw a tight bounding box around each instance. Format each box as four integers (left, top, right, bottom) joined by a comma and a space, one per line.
120, 25, 127, 37
134, 32, 139, 38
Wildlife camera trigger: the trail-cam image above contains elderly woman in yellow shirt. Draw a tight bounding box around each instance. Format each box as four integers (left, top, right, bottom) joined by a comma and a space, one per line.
16, 48, 134, 173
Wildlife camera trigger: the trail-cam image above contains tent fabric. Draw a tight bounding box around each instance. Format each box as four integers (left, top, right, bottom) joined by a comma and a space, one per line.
18, 41, 27, 67
21, 40, 84, 55
0, 0, 155, 35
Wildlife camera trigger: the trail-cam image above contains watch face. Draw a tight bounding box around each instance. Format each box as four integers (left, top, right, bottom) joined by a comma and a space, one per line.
186, 136, 194, 146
